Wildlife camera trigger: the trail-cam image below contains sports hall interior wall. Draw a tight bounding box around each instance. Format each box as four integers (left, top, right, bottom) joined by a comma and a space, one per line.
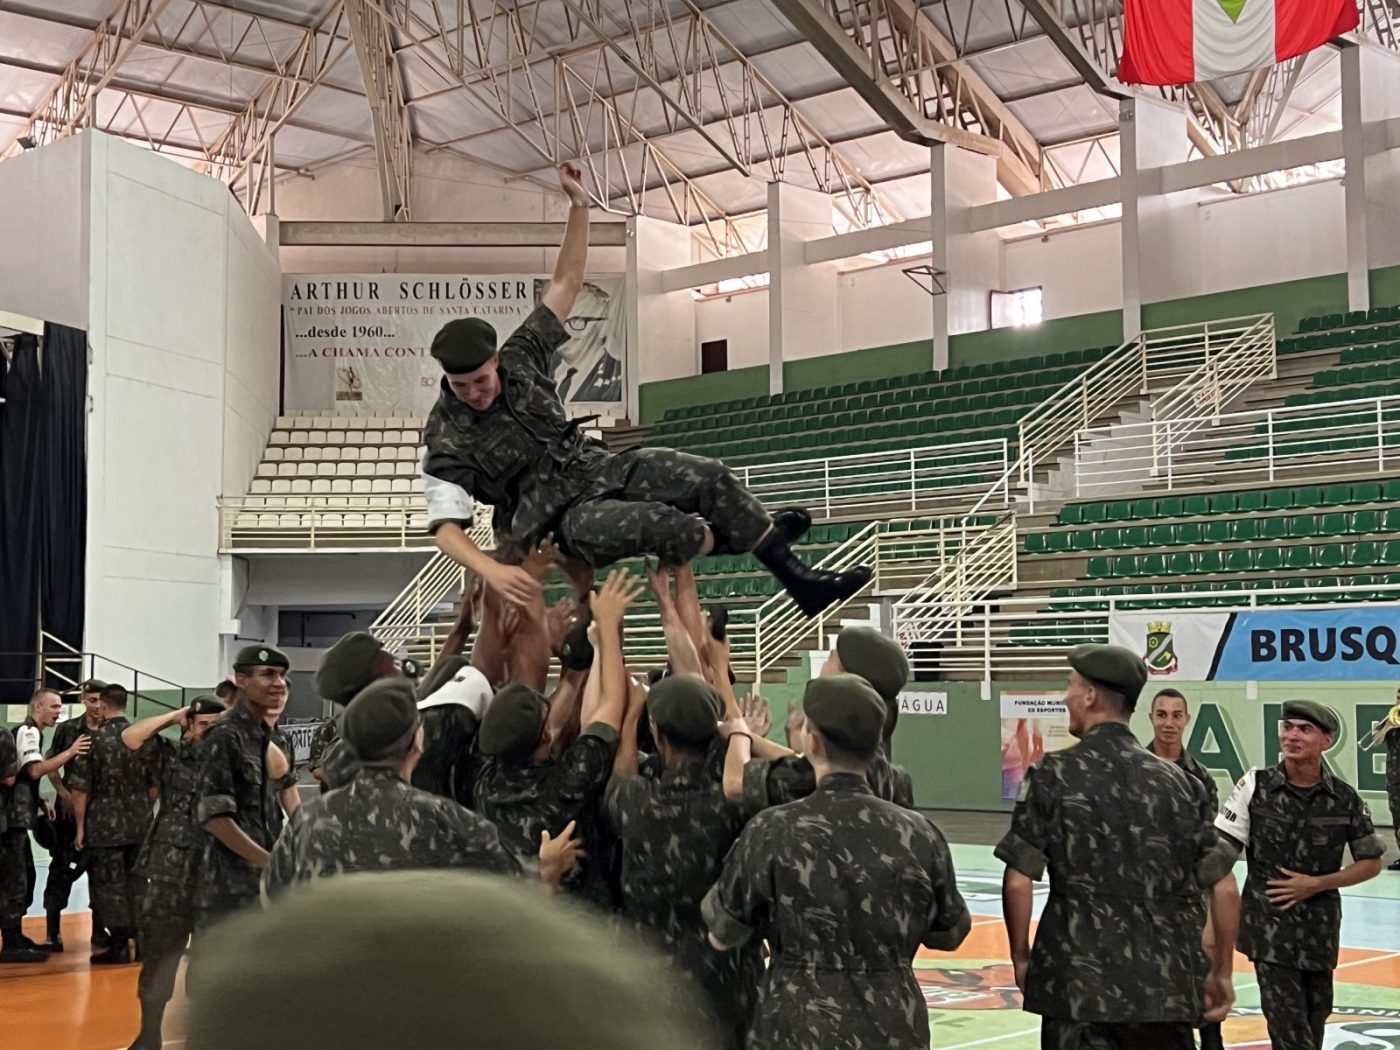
756, 679, 1395, 815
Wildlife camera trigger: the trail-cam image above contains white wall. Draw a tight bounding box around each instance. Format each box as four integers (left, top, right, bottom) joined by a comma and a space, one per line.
239, 552, 433, 607
838, 262, 934, 350
1004, 222, 1123, 321
80, 134, 279, 687
695, 290, 770, 370
0, 134, 88, 329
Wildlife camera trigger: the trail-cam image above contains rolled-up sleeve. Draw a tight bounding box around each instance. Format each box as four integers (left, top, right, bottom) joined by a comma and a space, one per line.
196, 730, 239, 825
923, 824, 972, 950
702, 821, 771, 950
500, 303, 571, 376
993, 765, 1053, 881
1348, 798, 1386, 862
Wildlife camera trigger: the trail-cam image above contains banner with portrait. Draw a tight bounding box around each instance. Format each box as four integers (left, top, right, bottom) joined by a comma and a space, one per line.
281, 273, 625, 417
999, 691, 1074, 801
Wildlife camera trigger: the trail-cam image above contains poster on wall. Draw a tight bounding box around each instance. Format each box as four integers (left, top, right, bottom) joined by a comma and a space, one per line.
281, 274, 626, 418
1110, 607, 1400, 681
999, 691, 1074, 801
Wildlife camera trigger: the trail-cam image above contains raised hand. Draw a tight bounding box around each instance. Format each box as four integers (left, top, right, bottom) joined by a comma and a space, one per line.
591, 569, 646, 625
559, 162, 588, 206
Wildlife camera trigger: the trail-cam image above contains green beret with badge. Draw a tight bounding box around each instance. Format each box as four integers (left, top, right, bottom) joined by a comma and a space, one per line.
317, 631, 387, 705
187, 695, 227, 718
343, 678, 422, 762
1067, 643, 1148, 707
233, 644, 290, 671
835, 626, 909, 702
431, 318, 498, 375
802, 673, 886, 752
478, 681, 548, 758
1282, 699, 1340, 737
646, 675, 721, 749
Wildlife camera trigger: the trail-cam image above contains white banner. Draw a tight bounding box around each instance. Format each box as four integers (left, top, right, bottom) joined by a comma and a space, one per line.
999, 690, 1073, 800
1108, 610, 1232, 681
897, 691, 948, 716
282, 274, 625, 417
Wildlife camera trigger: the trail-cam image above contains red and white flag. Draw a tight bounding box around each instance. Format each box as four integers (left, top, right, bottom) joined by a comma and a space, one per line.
1119, 0, 1360, 86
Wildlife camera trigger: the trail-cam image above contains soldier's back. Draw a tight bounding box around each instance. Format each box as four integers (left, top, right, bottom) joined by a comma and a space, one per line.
85, 718, 154, 847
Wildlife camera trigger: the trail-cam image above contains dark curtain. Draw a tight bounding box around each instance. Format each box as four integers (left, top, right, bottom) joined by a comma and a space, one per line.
0, 335, 44, 702
40, 323, 88, 663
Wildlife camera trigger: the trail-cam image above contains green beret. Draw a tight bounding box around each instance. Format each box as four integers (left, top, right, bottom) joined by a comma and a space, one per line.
646, 676, 721, 749
343, 678, 421, 762
431, 317, 498, 375
188, 695, 227, 718
317, 632, 387, 705
79, 679, 107, 694
1282, 699, 1340, 737
186, 872, 719, 1050
478, 681, 547, 758
233, 644, 289, 671
835, 627, 909, 702
1068, 644, 1147, 707
803, 673, 886, 752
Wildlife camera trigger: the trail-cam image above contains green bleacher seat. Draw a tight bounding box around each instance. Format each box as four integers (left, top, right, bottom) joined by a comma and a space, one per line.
1230, 519, 1259, 542
1167, 552, 1195, 575
1320, 483, 1352, 505
1147, 524, 1174, 547
1176, 521, 1203, 545
1264, 489, 1293, 512
1257, 517, 1287, 541
1095, 527, 1123, 549
1139, 553, 1167, 576
1255, 548, 1284, 572
1284, 545, 1314, 570
1087, 555, 1112, 580
1202, 520, 1231, 544
1223, 548, 1253, 573
1025, 533, 1046, 554
1157, 496, 1183, 517
1208, 493, 1237, 515
1104, 501, 1130, 521
1130, 498, 1156, 519
1350, 540, 1380, 566
1236, 490, 1266, 513
1122, 526, 1148, 548
1195, 550, 1224, 575
1384, 508, 1400, 532
1288, 514, 1318, 538
1293, 485, 1323, 507
1383, 541, 1400, 564
1081, 503, 1108, 525
1059, 504, 1083, 525
1046, 531, 1072, 553
1316, 543, 1346, 569
1354, 481, 1384, 503
1350, 510, 1381, 535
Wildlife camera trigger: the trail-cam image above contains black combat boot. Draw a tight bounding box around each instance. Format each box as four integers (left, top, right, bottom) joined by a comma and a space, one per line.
770, 507, 811, 545
127, 1000, 166, 1050
559, 605, 594, 671
754, 532, 872, 617
1198, 1022, 1225, 1050
91, 932, 132, 965
0, 926, 47, 964
39, 911, 63, 953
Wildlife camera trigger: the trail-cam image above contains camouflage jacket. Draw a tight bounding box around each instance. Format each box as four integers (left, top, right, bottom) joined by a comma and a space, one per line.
307, 715, 341, 775
1216, 762, 1385, 970
995, 722, 1234, 1024
264, 767, 517, 898
473, 721, 617, 905
0, 728, 17, 834
411, 703, 481, 807
605, 759, 761, 1043
193, 705, 291, 922
740, 748, 912, 814
49, 714, 101, 791
68, 717, 157, 848
137, 736, 206, 885
6, 717, 44, 830
1147, 739, 1220, 816
1387, 724, 1400, 772
421, 304, 610, 547
703, 773, 969, 1050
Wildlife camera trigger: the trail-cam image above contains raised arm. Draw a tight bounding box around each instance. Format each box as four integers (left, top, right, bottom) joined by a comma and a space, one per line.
648, 563, 705, 679
122, 707, 187, 751
541, 163, 590, 322
584, 569, 644, 731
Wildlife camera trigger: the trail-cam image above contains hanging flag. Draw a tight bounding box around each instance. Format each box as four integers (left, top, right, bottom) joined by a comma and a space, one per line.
1118, 0, 1360, 86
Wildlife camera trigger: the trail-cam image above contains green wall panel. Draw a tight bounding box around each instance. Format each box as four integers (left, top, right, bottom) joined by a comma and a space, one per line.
638, 364, 767, 424
783, 340, 934, 391
1142, 272, 1350, 337
948, 311, 1124, 368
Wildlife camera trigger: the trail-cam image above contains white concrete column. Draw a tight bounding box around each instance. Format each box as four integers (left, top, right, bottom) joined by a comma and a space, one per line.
624, 215, 694, 424
1120, 94, 1189, 341
1342, 42, 1400, 309
767, 182, 840, 394
935, 146, 1000, 369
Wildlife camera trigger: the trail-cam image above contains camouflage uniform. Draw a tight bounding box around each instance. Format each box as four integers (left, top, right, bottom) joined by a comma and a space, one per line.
0, 728, 24, 932
411, 704, 482, 806
44, 714, 99, 914
740, 748, 912, 812
605, 759, 761, 1047
3, 717, 43, 920
1146, 740, 1219, 815
994, 723, 1234, 1047
306, 714, 342, 784
67, 717, 157, 938
422, 304, 771, 568
192, 704, 292, 926
136, 736, 205, 1015
265, 767, 517, 897
1216, 763, 1386, 1050
472, 721, 617, 906
702, 772, 968, 1049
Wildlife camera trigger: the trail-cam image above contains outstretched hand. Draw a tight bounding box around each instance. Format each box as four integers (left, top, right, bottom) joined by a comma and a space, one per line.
539, 820, 585, 888
559, 162, 588, 206
592, 568, 645, 625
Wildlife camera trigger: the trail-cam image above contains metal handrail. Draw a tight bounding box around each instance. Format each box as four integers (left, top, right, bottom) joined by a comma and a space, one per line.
890, 515, 1019, 648
32, 631, 186, 717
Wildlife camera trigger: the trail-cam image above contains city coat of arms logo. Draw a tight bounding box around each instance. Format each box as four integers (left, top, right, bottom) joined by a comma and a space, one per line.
1144, 621, 1179, 676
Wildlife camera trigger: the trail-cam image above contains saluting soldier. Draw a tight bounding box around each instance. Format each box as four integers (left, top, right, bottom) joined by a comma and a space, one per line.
264, 678, 576, 896
605, 675, 761, 1047
69, 683, 158, 966
421, 164, 869, 620
1215, 700, 1385, 1050
996, 645, 1240, 1050
43, 679, 106, 952
121, 696, 227, 1050
192, 647, 295, 935
703, 674, 970, 1050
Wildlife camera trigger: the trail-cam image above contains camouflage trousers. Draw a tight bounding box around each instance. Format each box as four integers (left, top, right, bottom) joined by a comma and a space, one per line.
1256, 961, 1332, 1050
138, 877, 194, 1008
43, 814, 89, 913
556, 448, 772, 569
88, 842, 143, 935
1040, 1020, 1195, 1050
1387, 758, 1399, 850
0, 828, 31, 927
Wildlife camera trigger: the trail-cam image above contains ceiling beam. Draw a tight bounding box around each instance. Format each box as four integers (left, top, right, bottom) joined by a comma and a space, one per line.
279, 220, 630, 247
344, 0, 412, 221
0, 1, 368, 103
1, 0, 174, 158
1016, 0, 1130, 99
